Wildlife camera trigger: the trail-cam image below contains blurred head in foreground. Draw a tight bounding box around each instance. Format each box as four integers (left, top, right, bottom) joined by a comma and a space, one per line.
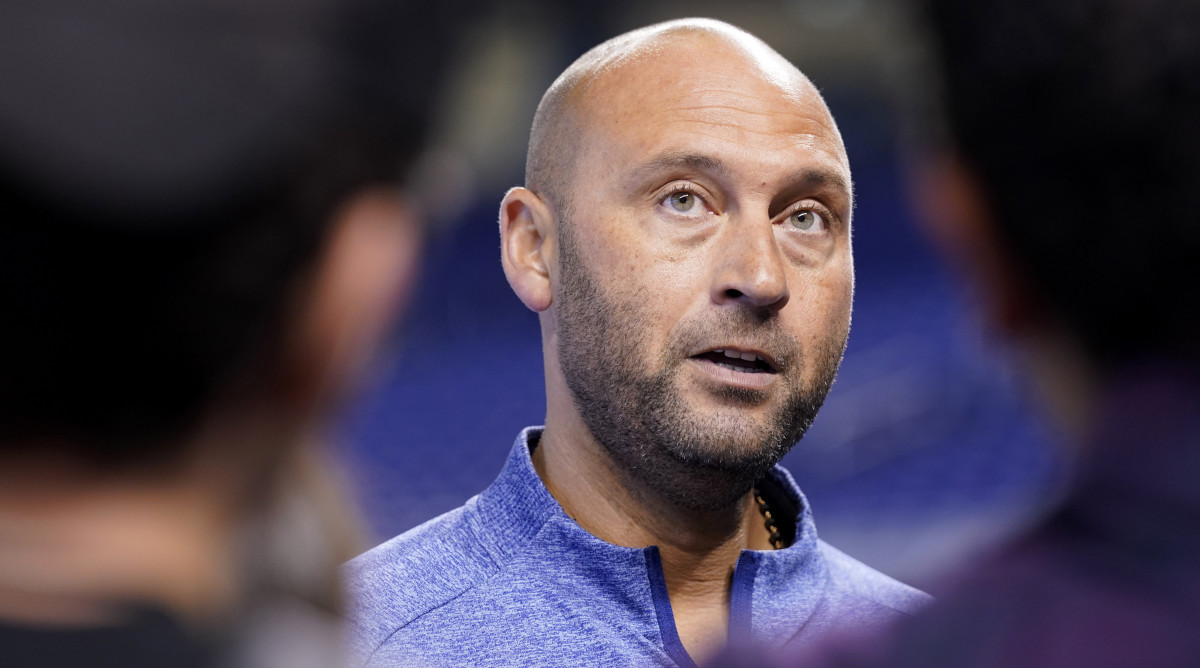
0, 0, 464, 664
918, 0, 1200, 427
712, 1, 1200, 667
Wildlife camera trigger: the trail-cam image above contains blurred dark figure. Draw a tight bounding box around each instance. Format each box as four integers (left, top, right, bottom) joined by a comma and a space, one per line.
712, 0, 1200, 665
0, 1, 468, 666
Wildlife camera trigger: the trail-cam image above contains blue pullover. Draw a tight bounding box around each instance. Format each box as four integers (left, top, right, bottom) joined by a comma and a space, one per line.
347, 428, 928, 667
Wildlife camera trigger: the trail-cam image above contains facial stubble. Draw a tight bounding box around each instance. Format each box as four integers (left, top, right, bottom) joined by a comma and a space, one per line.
554, 222, 848, 511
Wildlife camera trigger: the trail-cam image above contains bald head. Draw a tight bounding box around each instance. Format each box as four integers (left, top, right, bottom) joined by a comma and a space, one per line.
525, 18, 838, 218
502, 18, 855, 513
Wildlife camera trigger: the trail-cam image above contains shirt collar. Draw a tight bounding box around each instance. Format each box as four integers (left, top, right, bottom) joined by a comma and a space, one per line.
475, 427, 830, 645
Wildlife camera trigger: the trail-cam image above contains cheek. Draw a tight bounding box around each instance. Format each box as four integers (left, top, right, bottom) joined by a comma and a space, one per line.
788, 268, 854, 366
641, 253, 721, 349
590, 232, 702, 345
811, 251, 855, 322
829, 270, 855, 325
609, 270, 685, 352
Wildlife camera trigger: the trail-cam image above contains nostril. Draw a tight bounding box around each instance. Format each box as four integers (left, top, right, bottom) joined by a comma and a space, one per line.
724, 288, 744, 299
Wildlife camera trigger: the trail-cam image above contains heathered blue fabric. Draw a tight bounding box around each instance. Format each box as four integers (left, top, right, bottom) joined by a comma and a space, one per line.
346, 427, 930, 667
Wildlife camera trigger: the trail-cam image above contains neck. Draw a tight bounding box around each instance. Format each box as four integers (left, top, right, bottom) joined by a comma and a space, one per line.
535, 413, 774, 661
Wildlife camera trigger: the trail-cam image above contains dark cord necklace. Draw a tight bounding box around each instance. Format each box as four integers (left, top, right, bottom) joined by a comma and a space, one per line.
753, 487, 786, 550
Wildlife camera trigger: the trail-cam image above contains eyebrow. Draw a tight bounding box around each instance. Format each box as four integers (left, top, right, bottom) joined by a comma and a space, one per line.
628, 151, 730, 183
787, 167, 852, 200
628, 150, 852, 201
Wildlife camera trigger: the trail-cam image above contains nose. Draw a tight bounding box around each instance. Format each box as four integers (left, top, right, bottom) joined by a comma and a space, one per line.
710, 220, 790, 310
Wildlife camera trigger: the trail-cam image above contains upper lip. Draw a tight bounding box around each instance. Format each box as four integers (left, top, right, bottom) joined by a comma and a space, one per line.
691, 346, 780, 373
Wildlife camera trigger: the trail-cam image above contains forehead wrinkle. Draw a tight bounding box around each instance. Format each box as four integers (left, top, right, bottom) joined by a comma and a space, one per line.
657, 103, 817, 122
595, 68, 847, 171
530, 19, 849, 215
638, 93, 844, 144
630, 118, 850, 185
644, 116, 839, 147
629, 150, 729, 182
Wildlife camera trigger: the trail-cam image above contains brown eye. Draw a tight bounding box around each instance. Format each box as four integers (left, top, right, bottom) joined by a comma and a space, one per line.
667, 191, 696, 212
789, 209, 824, 231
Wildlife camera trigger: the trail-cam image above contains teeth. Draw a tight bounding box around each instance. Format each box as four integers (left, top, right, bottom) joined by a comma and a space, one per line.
716, 349, 765, 364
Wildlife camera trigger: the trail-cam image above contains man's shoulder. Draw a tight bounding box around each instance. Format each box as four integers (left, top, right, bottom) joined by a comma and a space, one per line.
817, 540, 932, 616
344, 499, 501, 664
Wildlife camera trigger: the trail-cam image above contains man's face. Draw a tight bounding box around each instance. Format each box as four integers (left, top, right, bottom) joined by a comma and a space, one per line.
552, 36, 854, 507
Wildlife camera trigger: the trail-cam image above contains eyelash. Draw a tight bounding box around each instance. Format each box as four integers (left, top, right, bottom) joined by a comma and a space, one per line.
656, 182, 835, 230
780, 202, 834, 232
658, 183, 708, 211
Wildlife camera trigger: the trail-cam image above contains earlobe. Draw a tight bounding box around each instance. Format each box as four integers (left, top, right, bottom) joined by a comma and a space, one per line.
499, 187, 555, 313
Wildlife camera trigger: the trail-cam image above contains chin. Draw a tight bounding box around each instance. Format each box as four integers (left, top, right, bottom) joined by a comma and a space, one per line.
644, 454, 771, 511
662, 415, 794, 471
671, 435, 791, 473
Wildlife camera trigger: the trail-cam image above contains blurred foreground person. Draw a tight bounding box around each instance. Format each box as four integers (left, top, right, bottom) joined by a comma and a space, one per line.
0, 1, 464, 666
713, 0, 1200, 666
348, 18, 927, 667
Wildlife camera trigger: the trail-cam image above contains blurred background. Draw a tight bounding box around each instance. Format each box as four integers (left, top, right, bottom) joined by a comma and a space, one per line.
336, 0, 1063, 590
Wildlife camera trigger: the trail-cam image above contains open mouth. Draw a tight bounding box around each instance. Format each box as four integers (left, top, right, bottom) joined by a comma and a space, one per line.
691, 348, 777, 374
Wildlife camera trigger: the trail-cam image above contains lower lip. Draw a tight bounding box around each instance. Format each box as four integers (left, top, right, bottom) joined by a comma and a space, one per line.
686, 357, 780, 391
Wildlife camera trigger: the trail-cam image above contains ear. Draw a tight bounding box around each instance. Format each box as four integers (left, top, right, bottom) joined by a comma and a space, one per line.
499, 187, 556, 313
284, 187, 422, 411
910, 151, 1039, 337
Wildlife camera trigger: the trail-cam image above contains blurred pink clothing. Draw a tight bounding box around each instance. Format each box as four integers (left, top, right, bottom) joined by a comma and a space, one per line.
714, 365, 1200, 667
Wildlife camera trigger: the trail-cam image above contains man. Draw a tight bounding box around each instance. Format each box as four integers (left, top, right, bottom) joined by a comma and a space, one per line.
348, 18, 927, 667
0, 1, 466, 666
713, 0, 1200, 666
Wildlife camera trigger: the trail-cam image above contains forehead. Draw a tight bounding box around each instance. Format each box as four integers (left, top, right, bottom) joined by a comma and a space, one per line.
572, 33, 850, 190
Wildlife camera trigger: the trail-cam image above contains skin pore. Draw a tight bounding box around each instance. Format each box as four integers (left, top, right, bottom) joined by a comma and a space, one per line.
500, 20, 854, 660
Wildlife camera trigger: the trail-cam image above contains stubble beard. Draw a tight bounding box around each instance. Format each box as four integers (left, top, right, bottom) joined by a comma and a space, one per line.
554, 223, 848, 511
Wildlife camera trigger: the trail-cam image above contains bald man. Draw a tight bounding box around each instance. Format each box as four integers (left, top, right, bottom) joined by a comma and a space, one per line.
347, 19, 927, 667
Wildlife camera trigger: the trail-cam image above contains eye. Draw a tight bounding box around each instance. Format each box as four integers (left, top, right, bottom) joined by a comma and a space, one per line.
666, 190, 698, 213
787, 208, 826, 232
656, 184, 712, 219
